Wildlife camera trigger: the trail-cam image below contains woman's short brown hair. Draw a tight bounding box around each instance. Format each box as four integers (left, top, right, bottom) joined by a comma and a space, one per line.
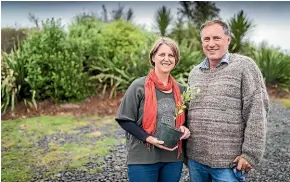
149, 37, 180, 67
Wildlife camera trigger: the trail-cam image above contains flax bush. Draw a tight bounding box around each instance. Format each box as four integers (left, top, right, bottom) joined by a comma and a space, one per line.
1, 47, 36, 113
252, 43, 290, 88
171, 39, 204, 86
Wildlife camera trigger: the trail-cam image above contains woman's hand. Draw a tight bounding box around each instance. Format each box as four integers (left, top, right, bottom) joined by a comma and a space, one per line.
145, 136, 178, 151
179, 126, 191, 140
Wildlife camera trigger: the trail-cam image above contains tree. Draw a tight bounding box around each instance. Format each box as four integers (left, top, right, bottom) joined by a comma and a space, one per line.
154, 6, 173, 36
126, 8, 134, 22
192, 2, 220, 27
170, 16, 184, 44
73, 12, 100, 25
1, 27, 27, 53
228, 10, 255, 53
71, 4, 134, 25
28, 13, 39, 28
178, 1, 220, 27
178, 1, 194, 21
111, 3, 134, 22
101, 5, 108, 22
111, 3, 124, 20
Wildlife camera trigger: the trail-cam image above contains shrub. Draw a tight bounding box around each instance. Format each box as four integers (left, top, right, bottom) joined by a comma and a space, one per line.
171, 39, 203, 86
23, 18, 93, 102
252, 44, 290, 88
69, 20, 155, 97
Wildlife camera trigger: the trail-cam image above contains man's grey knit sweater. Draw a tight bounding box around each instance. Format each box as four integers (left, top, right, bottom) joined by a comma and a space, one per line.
187, 53, 270, 168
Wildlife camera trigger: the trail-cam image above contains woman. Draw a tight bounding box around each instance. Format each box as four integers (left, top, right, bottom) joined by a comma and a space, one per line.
115, 37, 190, 182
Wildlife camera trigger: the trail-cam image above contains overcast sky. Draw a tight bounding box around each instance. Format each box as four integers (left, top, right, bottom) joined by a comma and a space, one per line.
2, 1, 290, 51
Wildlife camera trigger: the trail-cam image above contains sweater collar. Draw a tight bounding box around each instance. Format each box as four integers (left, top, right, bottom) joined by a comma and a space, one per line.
199, 52, 229, 70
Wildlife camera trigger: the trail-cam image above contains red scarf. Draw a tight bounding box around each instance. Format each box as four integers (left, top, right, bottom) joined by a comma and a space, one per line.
143, 69, 185, 157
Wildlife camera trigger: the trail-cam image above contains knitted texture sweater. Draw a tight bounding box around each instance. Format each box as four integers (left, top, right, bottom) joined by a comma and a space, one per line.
187, 53, 270, 168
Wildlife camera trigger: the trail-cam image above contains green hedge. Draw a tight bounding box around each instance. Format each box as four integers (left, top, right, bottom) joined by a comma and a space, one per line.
1, 18, 290, 113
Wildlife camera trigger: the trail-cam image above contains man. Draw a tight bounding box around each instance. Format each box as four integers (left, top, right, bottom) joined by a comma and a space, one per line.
186, 20, 269, 182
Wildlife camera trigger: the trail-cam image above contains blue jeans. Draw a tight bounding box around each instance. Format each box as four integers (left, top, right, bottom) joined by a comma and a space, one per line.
188, 159, 246, 182
128, 161, 183, 182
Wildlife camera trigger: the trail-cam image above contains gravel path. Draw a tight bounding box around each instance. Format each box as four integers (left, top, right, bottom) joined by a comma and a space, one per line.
30, 102, 290, 182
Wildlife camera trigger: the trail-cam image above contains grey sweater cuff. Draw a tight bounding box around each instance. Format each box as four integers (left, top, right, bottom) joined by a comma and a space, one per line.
241, 153, 258, 167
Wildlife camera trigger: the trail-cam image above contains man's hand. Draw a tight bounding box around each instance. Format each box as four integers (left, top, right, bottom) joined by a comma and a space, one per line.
233, 156, 252, 171
179, 126, 191, 140
145, 136, 178, 151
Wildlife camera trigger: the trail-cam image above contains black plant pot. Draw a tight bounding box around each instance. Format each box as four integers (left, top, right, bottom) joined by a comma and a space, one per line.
154, 123, 184, 148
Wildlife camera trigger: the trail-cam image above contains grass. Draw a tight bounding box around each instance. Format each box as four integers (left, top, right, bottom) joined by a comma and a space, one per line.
1, 115, 118, 182
280, 98, 290, 108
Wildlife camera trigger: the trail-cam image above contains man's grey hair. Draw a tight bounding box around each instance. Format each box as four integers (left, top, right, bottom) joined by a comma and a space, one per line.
200, 19, 231, 37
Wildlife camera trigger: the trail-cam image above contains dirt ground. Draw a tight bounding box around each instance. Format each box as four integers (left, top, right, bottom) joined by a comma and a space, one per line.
1, 86, 289, 121
1, 92, 124, 120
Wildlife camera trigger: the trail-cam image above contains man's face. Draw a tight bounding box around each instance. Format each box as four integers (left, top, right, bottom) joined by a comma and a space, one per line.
201, 23, 231, 62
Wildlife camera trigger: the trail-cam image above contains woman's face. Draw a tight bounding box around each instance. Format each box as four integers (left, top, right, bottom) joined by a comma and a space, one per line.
152, 44, 176, 74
